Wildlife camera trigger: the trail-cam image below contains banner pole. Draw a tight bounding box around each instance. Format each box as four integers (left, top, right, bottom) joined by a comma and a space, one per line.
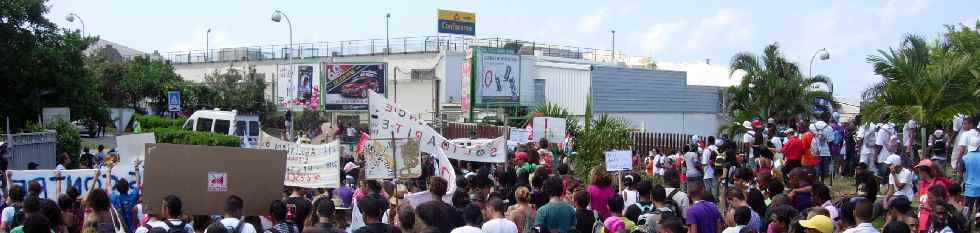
391, 131, 398, 180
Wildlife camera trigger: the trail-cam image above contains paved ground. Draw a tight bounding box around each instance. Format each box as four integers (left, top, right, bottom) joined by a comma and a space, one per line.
80, 132, 118, 149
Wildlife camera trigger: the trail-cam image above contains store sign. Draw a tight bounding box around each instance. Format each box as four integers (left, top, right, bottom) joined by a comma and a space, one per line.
323, 63, 387, 111
437, 9, 475, 36
476, 52, 521, 103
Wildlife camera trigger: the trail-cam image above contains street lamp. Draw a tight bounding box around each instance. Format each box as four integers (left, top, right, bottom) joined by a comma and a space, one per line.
809, 48, 832, 93
205, 28, 211, 62
65, 13, 85, 37
611, 30, 616, 63
386, 13, 391, 55
271, 9, 294, 140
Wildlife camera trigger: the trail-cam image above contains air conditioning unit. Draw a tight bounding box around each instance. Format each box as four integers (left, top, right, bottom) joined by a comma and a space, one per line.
411, 69, 436, 80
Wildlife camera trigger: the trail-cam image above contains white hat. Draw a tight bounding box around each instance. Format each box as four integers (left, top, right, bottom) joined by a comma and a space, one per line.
742, 121, 753, 130
969, 135, 980, 152
784, 128, 796, 134
934, 129, 944, 138
885, 154, 902, 166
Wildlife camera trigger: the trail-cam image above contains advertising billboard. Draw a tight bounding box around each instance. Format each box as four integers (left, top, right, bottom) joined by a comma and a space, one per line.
461, 49, 473, 118
437, 9, 475, 36
475, 51, 521, 103
322, 63, 386, 110
276, 63, 321, 110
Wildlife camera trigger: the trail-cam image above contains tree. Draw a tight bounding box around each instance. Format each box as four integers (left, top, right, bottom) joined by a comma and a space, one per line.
120, 56, 182, 112
863, 23, 980, 128
0, 0, 103, 129
201, 65, 274, 114
723, 43, 834, 131
571, 97, 633, 179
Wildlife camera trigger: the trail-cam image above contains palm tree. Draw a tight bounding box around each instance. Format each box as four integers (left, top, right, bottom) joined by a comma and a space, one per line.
723, 43, 834, 131
863, 34, 979, 128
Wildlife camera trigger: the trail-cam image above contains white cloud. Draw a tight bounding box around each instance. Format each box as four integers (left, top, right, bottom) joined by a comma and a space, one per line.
167, 25, 227, 52
636, 9, 751, 56
579, 8, 609, 33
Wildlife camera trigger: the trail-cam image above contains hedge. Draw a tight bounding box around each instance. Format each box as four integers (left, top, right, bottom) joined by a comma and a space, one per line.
134, 115, 186, 130
152, 128, 240, 147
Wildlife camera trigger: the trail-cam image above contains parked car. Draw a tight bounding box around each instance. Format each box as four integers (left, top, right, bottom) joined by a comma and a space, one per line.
340, 75, 379, 98
73, 120, 98, 138
181, 109, 261, 148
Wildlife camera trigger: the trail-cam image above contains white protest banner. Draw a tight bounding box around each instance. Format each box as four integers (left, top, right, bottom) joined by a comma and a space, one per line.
258, 133, 341, 188
509, 128, 529, 144
445, 138, 509, 163
604, 150, 632, 172
368, 92, 458, 192
533, 117, 566, 143
404, 191, 452, 207
369, 92, 507, 163
361, 138, 423, 179
114, 133, 155, 172
9, 169, 138, 200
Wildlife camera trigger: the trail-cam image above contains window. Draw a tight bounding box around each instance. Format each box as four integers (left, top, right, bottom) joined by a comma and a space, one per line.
248, 121, 260, 136
183, 119, 195, 130
196, 118, 213, 132
235, 121, 246, 136
214, 119, 231, 135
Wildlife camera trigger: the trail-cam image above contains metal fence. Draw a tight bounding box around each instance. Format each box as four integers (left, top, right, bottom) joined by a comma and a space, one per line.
1, 131, 57, 170
631, 132, 695, 155
159, 36, 622, 65
443, 122, 509, 139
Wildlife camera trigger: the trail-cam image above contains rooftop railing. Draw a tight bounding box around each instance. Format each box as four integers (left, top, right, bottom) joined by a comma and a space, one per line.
160, 36, 626, 65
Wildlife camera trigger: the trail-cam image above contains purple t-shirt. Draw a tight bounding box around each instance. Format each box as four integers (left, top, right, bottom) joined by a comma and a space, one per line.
336, 186, 355, 208
686, 200, 721, 233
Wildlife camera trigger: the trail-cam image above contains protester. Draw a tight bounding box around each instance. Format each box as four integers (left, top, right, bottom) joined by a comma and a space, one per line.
883, 154, 913, 200
925, 184, 965, 233
875, 121, 898, 179
586, 168, 615, 220
110, 178, 139, 233
852, 163, 880, 204
624, 180, 654, 225
786, 168, 813, 211
961, 135, 980, 226
506, 187, 536, 233
702, 136, 719, 198
798, 215, 833, 233
601, 195, 635, 233
303, 198, 343, 233
284, 187, 313, 232
219, 195, 257, 233
953, 116, 977, 172
685, 182, 720, 233
841, 197, 877, 233
1, 185, 26, 231
135, 195, 193, 233
683, 145, 703, 185
482, 197, 517, 233
534, 177, 575, 233
449, 204, 480, 233
723, 188, 762, 232
880, 221, 909, 233
570, 191, 594, 233
621, 174, 639, 208
809, 116, 833, 182
661, 169, 690, 218
781, 129, 803, 176
809, 183, 837, 227
82, 188, 120, 233
721, 206, 750, 233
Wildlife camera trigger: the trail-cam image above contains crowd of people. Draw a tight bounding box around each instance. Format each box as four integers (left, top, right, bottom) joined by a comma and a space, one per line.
2, 112, 980, 233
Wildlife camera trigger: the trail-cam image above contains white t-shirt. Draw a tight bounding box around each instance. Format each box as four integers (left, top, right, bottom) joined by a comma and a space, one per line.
771, 137, 785, 152
875, 124, 895, 161
811, 122, 834, 157
722, 225, 746, 233
663, 188, 690, 217
135, 219, 195, 233
450, 226, 483, 233
218, 218, 258, 233
482, 218, 518, 233
888, 168, 915, 198
1, 206, 15, 225
956, 129, 978, 148
652, 154, 665, 176
684, 152, 701, 178
742, 132, 756, 156
56, 164, 66, 170
623, 190, 639, 208
702, 145, 717, 178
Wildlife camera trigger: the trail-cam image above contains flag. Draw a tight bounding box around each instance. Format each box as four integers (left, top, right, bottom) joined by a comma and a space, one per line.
354, 132, 369, 159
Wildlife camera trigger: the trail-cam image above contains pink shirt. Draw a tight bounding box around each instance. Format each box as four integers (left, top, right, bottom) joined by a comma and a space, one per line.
587, 185, 616, 220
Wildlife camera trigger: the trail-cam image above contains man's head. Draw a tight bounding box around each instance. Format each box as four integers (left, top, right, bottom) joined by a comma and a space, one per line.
224, 195, 244, 217
573, 190, 590, 209
882, 221, 910, 233
427, 176, 448, 197
22, 215, 51, 233
885, 154, 903, 173
483, 197, 506, 220
636, 180, 653, 200
768, 204, 799, 233
733, 206, 751, 226
852, 198, 874, 223
315, 198, 335, 220
162, 195, 182, 218
812, 183, 831, 204
27, 181, 42, 197
8, 185, 24, 203
888, 196, 912, 216
544, 176, 564, 198
651, 185, 667, 203
357, 196, 386, 221
686, 182, 704, 201
607, 195, 625, 214
964, 116, 976, 130
663, 169, 680, 188
269, 200, 288, 222
462, 203, 483, 226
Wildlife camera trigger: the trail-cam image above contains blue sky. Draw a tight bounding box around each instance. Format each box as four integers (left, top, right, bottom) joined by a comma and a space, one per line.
47, 0, 979, 103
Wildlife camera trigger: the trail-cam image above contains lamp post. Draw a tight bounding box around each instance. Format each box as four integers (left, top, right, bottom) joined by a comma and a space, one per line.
809, 48, 831, 92
611, 30, 616, 63
386, 13, 391, 55
271, 9, 294, 140
205, 28, 211, 62
65, 13, 85, 37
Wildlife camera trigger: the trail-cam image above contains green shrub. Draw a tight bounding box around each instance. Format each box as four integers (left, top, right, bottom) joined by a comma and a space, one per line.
44, 120, 81, 158
134, 114, 187, 130
153, 128, 239, 147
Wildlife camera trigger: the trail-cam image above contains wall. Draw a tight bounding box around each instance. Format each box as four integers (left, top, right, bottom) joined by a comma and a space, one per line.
608, 112, 724, 136
590, 66, 721, 113
535, 61, 592, 115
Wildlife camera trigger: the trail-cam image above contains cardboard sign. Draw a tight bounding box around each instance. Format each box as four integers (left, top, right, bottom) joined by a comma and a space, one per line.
142, 144, 286, 216
533, 117, 566, 143
258, 134, 342, 188
362, 138, 423, 180
509, 128, 529, 144
9, 169, 138, 200
604, 150, 632, 171
114, 133, 155, 172
368, 92, 458, 192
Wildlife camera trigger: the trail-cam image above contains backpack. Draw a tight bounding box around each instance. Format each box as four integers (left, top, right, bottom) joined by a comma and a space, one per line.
96, 207, 126, 233
637, 207, 678, 233
711, 148, 726, 171
831, 124, 844, 146
863, 124, 879, 148
8, 203, 25, 230
664, 189, 684, 222
144, 221, 189, 233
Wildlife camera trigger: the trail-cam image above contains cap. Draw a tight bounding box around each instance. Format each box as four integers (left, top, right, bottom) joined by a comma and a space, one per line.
752, 119, 762, 129
743, 121, 753, 130
885, 154, 902, 166
934, 129, 944, 138
603, 216, 625, 233
784, 128, 796, 135
969, 135, 980, 152
344, 162, 360, 173
798, 215, 833, 233
914, 159, 933, 170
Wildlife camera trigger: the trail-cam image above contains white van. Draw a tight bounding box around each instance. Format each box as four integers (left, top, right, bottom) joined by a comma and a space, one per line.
181, 109, 261, 147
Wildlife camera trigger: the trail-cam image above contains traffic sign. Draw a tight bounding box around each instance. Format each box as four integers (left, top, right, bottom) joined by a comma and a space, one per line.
167, 91, 181, 112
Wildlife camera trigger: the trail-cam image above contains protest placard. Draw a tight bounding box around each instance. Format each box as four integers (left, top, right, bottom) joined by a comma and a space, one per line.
258, 135, 341, 188
142, 143, 286, 216
509, 128, 529, 144
604, 150, 632, 172
9, 169, 138, 200
533, 117, 566, 143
